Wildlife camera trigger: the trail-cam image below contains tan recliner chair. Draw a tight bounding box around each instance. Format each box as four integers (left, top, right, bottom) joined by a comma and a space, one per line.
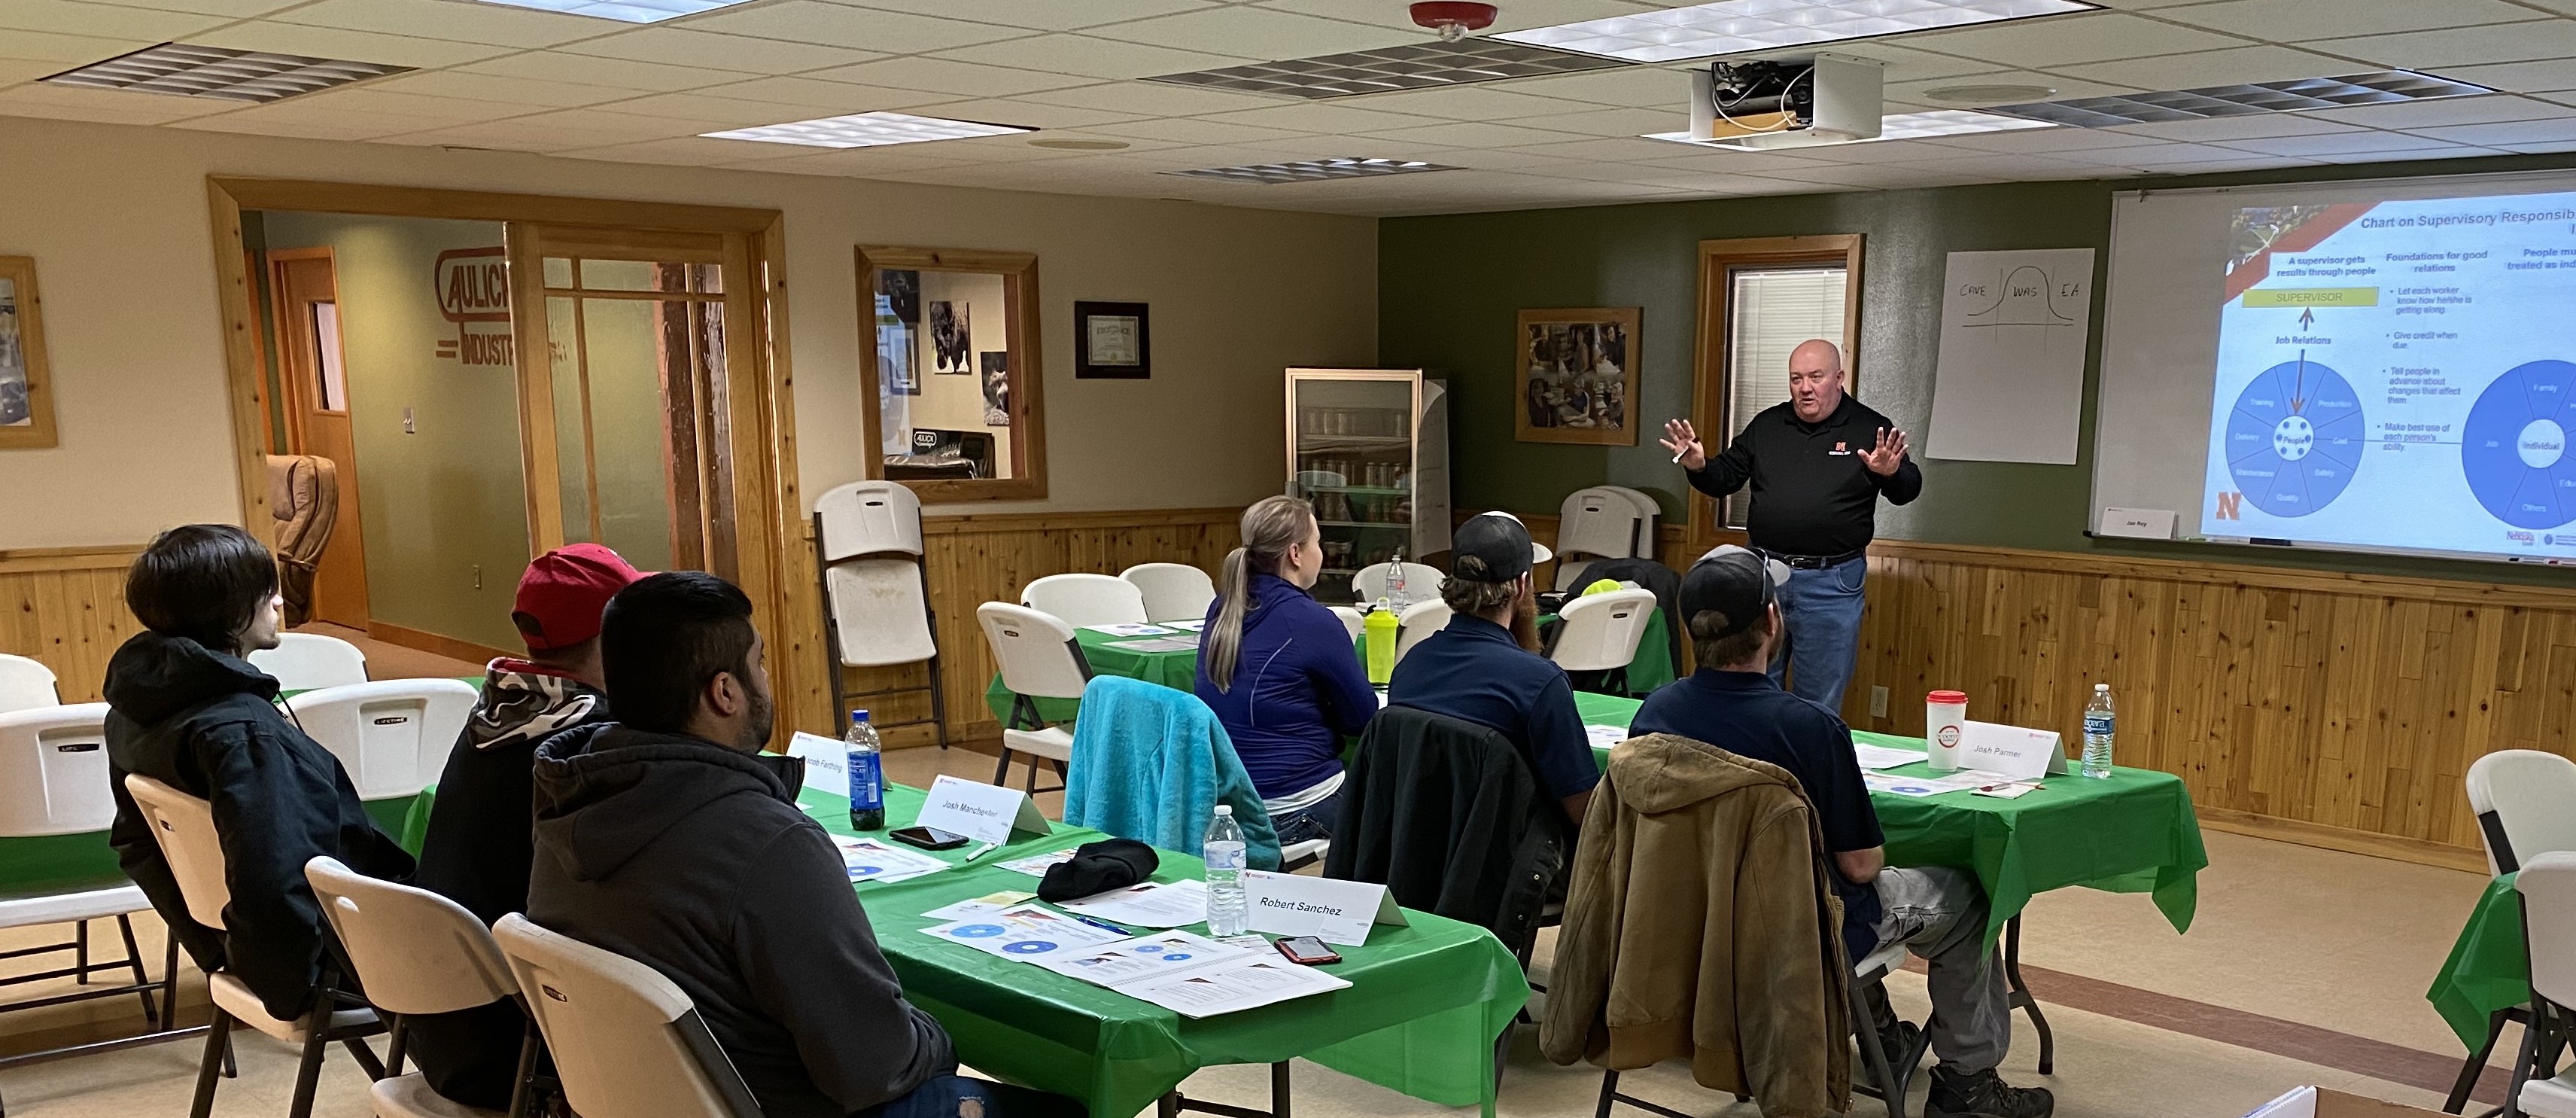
266, 455, 339, 626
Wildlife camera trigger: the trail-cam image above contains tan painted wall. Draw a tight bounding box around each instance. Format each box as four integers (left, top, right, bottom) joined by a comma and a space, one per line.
0, 114, 1378, 550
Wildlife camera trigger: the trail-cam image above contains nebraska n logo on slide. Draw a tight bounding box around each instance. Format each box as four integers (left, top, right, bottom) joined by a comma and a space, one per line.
2215, 492, 2243, 520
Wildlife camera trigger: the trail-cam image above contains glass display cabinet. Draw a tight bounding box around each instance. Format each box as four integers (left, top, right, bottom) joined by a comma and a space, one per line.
1285, 367, 1450, 605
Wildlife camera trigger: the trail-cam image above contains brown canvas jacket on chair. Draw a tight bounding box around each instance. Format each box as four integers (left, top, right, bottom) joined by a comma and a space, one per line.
1539, 732, 1852, 1118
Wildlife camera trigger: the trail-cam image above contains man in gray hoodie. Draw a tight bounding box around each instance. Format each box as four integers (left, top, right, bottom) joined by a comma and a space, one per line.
528, 571, 1081, 1118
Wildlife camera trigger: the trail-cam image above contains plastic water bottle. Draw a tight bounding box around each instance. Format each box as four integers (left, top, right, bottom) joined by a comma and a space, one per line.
1386, 550, 1411, 611
1204, 806, 1249, 936
2082, 684, 2115, 779
847, 710, 885, 830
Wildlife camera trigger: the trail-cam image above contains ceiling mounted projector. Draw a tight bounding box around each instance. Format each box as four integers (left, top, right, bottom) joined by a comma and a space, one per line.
1688, 54, 1884, 149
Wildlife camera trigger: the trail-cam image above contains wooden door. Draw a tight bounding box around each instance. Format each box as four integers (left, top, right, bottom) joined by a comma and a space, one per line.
268, 248, 371, 627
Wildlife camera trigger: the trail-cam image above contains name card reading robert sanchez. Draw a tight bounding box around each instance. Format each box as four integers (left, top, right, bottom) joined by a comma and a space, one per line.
916, 775, 1049, 845
1241, 870, 1406, 947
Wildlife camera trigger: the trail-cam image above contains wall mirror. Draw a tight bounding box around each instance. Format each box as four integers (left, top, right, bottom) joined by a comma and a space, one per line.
856, 245, 1045, 501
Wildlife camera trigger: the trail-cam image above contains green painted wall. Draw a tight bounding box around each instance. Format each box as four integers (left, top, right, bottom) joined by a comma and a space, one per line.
1380, 153, 2576, 589
262, 212, 530, 651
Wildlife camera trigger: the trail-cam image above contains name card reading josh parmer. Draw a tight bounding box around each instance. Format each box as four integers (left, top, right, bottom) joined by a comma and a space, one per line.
1241, 870, 1406, 946
915, 775, 1048, 845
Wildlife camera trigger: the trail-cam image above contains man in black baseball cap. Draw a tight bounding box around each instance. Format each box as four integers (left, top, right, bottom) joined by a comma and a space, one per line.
1385, 512, 1598, 824
1629, 546, 2048, 1118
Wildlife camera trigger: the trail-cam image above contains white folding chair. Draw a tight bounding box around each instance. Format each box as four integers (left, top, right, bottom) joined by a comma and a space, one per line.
1328, 606, 1366, 643
0, 653, 59, 714
249, 632, 370, 692
0, 702, 178, 1109
816, 480, 950, 750
1393, 599, 1451, 666
124, 775, 385, 1118
306, 857, 536, 1118
493, 914, 761, 1118
1022, 573, 1150, 629
1547, 589, 1658, 694
287, 679, 479, 802
1554, 486, 1653, 590
2451, 749, 2576, 1110
1352, 562, 1446, 606
978, 603, 1087, 795
1121, 562, 1218, 623
2514, 852, 2576, 1118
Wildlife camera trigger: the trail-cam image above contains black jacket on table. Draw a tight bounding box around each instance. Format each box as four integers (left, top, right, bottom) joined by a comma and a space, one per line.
102, 631, 415, 1022
528, 722, 953, 1118
1323, 706, 1569, 960
1686, 394, 1924, 558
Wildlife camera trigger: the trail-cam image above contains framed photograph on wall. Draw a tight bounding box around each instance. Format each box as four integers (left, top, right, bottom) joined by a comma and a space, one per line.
1516, 306, 1639, 446
0, 256, 55, 449
1075, 300, 1149, 379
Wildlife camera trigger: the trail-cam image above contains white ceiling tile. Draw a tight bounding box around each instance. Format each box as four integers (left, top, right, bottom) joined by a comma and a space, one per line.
932, 32, 1255, 80
0, 95, 217, 125
1901, 13, 2252, 69
901, 96, 1135, 129
702, 75, 950, 111
1195, 102, 1442, 133
1630, 148, 1832, 175
2100, 111, 2368, 142
2493, 138, 2576, 154
174, 105, 446, 140
289, 86, 525, 123
2310, 145, 2506, 165
462, 50, 743, 92
2083, 139, 2290, 166
1490, 66, 1690, 108
1251, 0, 1663, 35
1879, 153, 2105, 180
371, 69, 634, 108
558, 135, 791, 165
192, 22, 516, 67
2155, 0, 2533, 41
1010, 80, 1275, 117
2404, 117, 2576, 147
2210, 129, 2468, 157
588, 91, 837, 124
398, 108, 694, 150
556, 29, 883, 74
685, 2, 1027, 53
0, 1, 227, 40
839, 0, 1215, 32
1089, 7, 1405, 58
2049, 45, 2359, 91
1918, 126, 2174, 153
1500, 135, 1709, 162
0, 80, 235, 120
1357, 119, 1586, 147
1882, 72, 2139, 111
0, 58, 59, 84
72, 0, 300, 12
1504, 105, 1679, 136
2301, 93, 2571, 130
2305, 22, 2576, 69
1323, 84, 1593, 121
716, 146, 975, 174
1087, 115, 1311, 144
1829, 42, 2015, 84
272, 0, 603, 48
804, 56, 1090, 98
1765, 164, 1999, 189
0, 28, 154, 63
2438, 59, 2576, 96
2126, 157, 2331, 174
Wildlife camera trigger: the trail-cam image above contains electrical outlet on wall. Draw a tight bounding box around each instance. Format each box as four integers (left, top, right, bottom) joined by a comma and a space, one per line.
403, 407, 415, 434
1868, 686, 1888, 718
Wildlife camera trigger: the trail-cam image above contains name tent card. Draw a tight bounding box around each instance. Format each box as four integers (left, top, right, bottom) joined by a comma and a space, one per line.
1956, 720, 2066, 781
1240, 870, 1406, 947
786, 732, 850, 797
917, 775, 1049, 845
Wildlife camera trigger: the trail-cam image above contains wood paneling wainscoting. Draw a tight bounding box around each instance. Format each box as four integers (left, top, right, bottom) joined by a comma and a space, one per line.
0, 545, 144, 703
827, 507, 1243, 748
1848, 541, 2576, 871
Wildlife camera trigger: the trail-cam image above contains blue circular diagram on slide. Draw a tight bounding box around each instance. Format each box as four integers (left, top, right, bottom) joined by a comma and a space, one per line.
2225, 358, 2364, 517
2463, 360, 2576, 529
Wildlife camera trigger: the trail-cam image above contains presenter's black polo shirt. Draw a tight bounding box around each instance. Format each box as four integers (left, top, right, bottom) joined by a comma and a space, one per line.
1629, 668, 1885, 964
1685, 394, 1924, 559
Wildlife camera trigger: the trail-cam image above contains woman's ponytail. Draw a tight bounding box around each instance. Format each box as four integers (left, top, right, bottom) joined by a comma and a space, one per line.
1203, 495, 1315, 693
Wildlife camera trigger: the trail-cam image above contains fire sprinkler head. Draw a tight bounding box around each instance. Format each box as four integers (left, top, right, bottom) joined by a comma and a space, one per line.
1410, 2, 1498, 41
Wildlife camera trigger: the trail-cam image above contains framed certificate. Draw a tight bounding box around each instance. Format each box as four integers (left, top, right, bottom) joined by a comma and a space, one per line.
1075, 300, 1149, 379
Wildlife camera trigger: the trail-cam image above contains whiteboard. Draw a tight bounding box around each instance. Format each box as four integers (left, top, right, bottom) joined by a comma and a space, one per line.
1928, 248, 2095, 465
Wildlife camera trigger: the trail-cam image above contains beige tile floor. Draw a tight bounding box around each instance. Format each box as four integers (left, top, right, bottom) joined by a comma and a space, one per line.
0, 742, 2511, 1118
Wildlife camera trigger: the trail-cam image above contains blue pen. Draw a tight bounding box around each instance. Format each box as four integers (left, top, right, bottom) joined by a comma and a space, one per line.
1062, 912, 1132, 936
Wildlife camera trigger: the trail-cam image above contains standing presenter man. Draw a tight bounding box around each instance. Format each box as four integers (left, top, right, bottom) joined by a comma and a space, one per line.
1661, 338, 1920, 711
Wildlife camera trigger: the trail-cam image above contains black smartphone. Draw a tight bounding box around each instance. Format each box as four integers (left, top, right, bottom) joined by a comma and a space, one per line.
888, 826, 969, 851
1274, 935, 1341, 966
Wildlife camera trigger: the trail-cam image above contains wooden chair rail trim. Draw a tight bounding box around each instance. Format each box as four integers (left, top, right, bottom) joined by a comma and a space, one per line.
0, 545, 145, 573
1866, 539, 2576, 611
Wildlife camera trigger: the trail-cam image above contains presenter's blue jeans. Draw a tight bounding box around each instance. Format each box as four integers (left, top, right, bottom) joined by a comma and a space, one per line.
1769, 556, 1868, 713
858, 1074, 1087, 1118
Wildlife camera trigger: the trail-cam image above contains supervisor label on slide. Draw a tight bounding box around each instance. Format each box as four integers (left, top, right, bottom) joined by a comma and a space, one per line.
2206, 193, 2576, 562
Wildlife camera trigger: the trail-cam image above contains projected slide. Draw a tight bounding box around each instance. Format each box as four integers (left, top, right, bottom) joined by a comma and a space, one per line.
2207, 190, 2576, 562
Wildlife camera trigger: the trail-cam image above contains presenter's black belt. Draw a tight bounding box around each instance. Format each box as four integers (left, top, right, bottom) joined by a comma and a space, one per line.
1757, 547, 1866, 570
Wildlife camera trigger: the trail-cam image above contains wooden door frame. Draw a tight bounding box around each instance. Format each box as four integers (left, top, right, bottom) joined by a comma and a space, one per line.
1686, 233, 1866, 553
205, 178, 831, 740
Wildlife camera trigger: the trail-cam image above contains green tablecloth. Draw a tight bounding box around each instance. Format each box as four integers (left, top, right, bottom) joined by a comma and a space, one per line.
2428, 873, 2526, 1050
811, 782, 1524, 1118
1575, 692, 2206, 950
0, 831, 129, 902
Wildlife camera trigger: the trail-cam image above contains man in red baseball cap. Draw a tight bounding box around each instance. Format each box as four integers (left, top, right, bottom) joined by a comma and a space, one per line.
405, 542, 643, 1109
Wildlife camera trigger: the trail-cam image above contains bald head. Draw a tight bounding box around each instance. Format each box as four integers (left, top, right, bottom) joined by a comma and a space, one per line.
1788, 339, 1846, 422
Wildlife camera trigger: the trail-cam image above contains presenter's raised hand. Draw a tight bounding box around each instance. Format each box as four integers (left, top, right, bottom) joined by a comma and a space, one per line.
1860, 426, 1909, 476
1661, 419, 1707, 471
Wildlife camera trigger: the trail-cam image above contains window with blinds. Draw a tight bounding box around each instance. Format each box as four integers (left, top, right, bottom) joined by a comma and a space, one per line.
1722, 265, 1848, 528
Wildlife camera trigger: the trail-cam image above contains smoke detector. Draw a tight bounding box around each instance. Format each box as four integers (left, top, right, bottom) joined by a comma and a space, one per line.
1410, 2, 1498, 41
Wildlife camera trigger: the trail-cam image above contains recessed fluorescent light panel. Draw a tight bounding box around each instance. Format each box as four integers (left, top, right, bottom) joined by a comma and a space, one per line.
1987, 70, 2494, 127
1498, 0, 2097, 63
701, 111, 1034, 149
1148, 39, 1620, 100
1163, 157, 1461, 185
466, 0, 756, 23
42, 42, 410, 102
1644, 108, 2052, 148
